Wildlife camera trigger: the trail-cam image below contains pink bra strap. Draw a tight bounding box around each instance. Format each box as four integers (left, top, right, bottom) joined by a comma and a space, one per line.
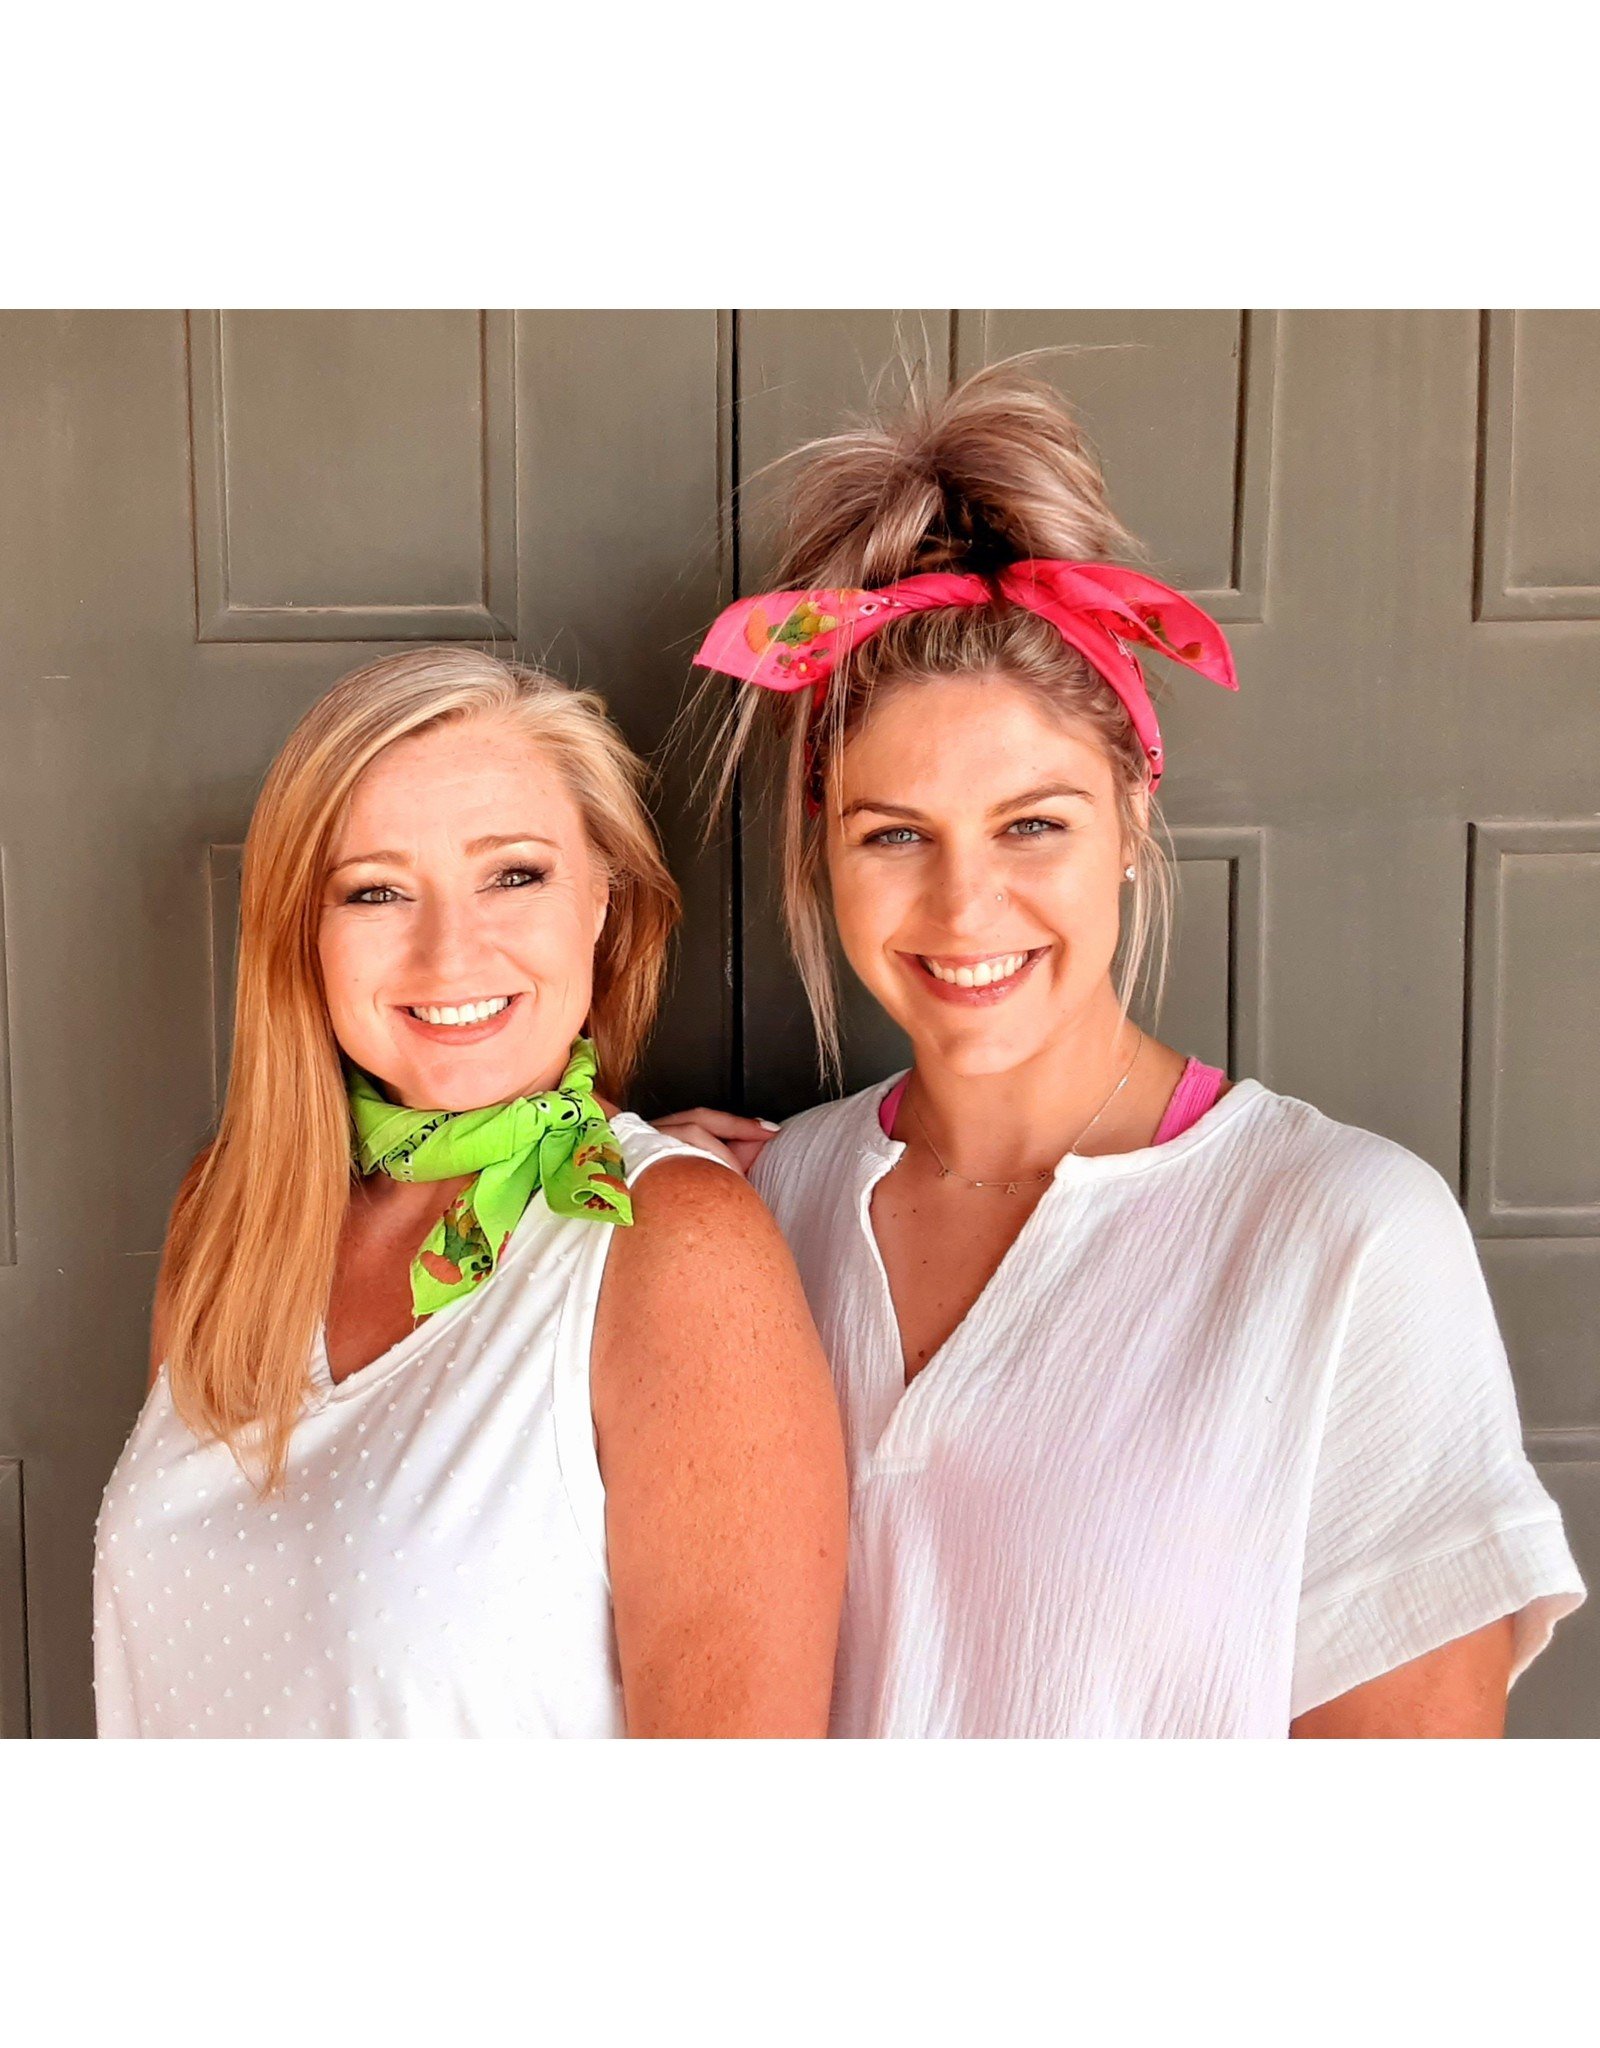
880, 1058, 1225, 1146
1152, 1057, 1226, 1144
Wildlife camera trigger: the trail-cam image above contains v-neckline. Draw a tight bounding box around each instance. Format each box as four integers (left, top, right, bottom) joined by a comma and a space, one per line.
876, 1170, 1060, 1392
847, 1069, 1267, 1471
853, 1142, 1067, 1468
309, 1297, 459, 1402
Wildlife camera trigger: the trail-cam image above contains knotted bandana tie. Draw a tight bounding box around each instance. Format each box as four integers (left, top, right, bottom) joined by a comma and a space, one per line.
347, 1037, 631, 1320
693, 558, 1238, 793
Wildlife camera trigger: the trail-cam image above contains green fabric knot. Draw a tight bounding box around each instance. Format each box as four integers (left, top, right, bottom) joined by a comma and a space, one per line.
347, 1036, 631, 1320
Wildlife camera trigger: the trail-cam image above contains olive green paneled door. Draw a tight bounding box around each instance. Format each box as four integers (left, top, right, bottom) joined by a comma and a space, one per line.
0, 311, 1594, 1735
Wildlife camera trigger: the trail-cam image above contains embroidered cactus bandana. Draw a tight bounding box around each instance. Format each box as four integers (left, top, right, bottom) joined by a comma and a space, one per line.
347, 1037, 631, 1320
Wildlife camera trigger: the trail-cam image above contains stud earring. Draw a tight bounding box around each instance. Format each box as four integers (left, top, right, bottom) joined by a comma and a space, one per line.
1123, 863, 1136, 882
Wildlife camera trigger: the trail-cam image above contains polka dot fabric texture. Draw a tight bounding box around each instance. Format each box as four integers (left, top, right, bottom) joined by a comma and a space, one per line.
93, 1116, 722, 1738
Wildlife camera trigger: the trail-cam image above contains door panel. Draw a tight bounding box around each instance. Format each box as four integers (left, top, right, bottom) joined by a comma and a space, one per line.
1466, 824, 1600, 1226
1476, 311, 1600, 613
191, 309, 519, 638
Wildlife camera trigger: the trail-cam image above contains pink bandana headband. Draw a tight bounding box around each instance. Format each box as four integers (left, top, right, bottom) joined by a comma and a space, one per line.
693, 559, 1238, 792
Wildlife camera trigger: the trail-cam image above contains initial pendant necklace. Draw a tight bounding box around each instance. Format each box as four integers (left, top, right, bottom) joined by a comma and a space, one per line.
905, 1030, 1145, 1194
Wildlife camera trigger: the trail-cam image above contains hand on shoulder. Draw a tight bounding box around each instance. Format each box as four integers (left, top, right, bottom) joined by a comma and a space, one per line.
651, 1107, 779, 1177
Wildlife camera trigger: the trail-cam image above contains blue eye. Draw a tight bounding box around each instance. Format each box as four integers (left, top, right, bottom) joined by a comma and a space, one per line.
866, 827, 922, 847
1008, 817, 1063, 837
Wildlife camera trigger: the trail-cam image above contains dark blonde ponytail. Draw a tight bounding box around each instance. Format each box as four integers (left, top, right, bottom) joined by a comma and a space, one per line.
773, 360, 1138, 587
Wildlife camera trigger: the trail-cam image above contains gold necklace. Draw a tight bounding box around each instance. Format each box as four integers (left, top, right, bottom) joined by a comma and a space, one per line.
905, 1030, 1145, 1194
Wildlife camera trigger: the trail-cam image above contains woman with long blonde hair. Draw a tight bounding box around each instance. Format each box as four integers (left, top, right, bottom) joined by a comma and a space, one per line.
94, 647, 846, 1737
661, 362, 1585, 1738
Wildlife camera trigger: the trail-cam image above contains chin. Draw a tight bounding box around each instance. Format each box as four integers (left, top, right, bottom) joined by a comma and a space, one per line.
926, 1033, 1048, 1080
889, 1006, 1046, 1080
413, 1072, 513, 1113
366, 1031, 568, 1113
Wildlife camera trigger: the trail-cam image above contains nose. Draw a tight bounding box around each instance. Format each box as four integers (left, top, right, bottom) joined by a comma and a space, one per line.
924, 842, 1007, 941
410, 888, 497, 993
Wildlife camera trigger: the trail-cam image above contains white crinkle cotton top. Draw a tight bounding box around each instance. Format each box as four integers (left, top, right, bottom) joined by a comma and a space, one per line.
93, 1115, 713, 1738
751, 1076, 1586, 1739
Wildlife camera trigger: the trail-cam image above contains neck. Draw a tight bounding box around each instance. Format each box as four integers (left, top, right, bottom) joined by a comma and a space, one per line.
901, 989, 1172, 1177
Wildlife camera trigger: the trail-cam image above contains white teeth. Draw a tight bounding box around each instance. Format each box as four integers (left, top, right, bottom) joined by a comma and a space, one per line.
921, 953, 1029, 988
407, 997, 512, 1026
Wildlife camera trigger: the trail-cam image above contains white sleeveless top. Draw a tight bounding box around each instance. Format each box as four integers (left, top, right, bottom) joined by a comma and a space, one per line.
93, 1115, 716, 1738
751, 1076, 1586, 1739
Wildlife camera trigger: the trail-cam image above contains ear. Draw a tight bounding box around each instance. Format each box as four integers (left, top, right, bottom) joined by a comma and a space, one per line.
592, 883, 610, 944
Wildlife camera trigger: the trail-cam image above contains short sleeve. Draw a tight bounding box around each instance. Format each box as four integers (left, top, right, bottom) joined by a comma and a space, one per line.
1292, 1150, 1585, 1720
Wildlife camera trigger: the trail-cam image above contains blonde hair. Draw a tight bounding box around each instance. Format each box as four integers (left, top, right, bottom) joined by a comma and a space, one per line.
163, 647, 679, 1495
706, 359, 1173, 1078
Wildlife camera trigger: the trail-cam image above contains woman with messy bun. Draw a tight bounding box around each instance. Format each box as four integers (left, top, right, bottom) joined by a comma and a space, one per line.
661, 361, 1585, 1738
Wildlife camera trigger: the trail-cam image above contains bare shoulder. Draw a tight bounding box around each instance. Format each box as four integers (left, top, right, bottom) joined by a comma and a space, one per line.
591, 1158, 845, 1735
597, 1153, 802, 1316
590, 1153, 824, 1424
626, 1152, 785, 1248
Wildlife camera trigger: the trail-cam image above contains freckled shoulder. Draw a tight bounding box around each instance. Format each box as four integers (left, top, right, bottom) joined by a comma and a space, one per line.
589, 1149, 825, 1442
620, 1152, 782, 1259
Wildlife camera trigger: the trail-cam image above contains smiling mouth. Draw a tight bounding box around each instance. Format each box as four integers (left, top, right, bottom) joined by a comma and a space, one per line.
919, 951, 1031, 989
906, 948, 1048, 1001
403, 995, 515, 1027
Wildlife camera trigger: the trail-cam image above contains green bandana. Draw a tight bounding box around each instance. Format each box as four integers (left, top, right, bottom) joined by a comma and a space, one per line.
347, 1037, 632, 1320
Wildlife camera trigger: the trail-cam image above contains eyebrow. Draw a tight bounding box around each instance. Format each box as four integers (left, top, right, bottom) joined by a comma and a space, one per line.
999, 782, 1097, 811
328, 832, 559, 875
840, 783, 1096, 823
